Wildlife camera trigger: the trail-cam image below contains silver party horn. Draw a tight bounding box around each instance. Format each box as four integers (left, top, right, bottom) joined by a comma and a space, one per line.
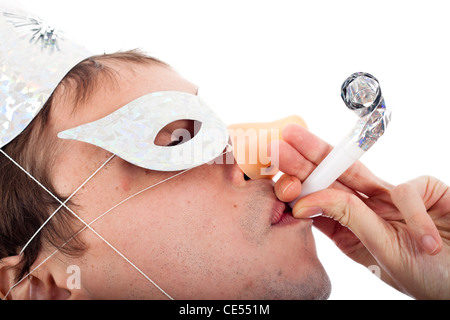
289, 72, 391, 207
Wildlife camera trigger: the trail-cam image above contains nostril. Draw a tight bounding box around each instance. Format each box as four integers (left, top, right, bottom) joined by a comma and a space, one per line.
228, 162, 249, 187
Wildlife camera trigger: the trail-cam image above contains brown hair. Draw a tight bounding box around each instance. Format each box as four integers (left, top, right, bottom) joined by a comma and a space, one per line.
0, 49, 165, 282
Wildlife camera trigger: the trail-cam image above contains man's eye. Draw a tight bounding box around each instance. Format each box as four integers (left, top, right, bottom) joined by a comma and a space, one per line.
156, 120, 202, 147
166, 137, 183, 147
167, 141, 178, 147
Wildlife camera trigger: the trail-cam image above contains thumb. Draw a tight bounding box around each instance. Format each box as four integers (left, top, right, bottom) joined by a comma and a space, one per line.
292, 189, 391, 254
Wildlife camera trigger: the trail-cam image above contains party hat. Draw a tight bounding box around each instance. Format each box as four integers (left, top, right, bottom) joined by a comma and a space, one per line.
0, 5, 91, 148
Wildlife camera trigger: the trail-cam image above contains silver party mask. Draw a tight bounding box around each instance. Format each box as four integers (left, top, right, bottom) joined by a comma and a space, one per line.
58, 91, 230, 171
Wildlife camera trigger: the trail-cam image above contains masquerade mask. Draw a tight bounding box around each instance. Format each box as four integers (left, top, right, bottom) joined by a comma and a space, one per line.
57, 90, 230, 171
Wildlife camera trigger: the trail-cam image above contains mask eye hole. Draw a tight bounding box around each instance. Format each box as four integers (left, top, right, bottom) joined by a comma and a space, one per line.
154, 119, 202, 147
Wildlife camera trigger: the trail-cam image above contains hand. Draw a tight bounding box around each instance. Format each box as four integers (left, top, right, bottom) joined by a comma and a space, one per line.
273, 124, 450, 300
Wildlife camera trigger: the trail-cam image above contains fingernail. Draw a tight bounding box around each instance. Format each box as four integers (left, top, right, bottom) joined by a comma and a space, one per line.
421, 235, 439, 255
281, 180, 294, 195
294, 206, 323, 218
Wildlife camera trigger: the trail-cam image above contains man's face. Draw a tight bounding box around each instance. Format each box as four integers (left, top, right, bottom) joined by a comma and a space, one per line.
49, 61, 330, 299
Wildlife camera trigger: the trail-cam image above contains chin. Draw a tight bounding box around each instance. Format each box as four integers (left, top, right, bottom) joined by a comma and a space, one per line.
286, 259, 331, 300
284, 245, 332, 300
304, 264, 332, 300
236, 259, 331, 300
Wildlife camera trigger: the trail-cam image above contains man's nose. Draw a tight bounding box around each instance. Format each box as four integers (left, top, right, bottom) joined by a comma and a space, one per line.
227, 115, 307, 180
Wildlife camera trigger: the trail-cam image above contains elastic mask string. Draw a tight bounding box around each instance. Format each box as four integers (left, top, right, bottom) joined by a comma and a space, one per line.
19, 154, 116, 254
2, 143, 233, 300
0, 148, 180, 300
3, 165, 190, 301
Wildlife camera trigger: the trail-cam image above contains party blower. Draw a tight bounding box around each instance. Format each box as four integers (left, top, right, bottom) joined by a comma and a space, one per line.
289, 72, 391, 208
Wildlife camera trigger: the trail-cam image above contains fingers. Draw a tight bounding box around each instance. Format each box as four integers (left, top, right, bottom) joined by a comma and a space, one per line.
274, 174, 302, 202
292, 188, 391, 255
270, 139, 315, 181
275, 172, 359, 203
271, 137, 357, 202
281, 124, 393, 196
391, 179, 444, 255
281, 124, 333, 166
407, 176, 450, 212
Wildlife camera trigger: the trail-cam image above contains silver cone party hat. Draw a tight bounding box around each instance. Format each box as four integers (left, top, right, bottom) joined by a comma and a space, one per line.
0, 5, 91, 148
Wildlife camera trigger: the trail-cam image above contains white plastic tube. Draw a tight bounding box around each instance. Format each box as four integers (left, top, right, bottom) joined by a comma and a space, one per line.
289, 136, 365, 208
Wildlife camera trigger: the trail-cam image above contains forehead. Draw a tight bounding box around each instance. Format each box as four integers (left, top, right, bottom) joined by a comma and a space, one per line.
53, 61, 198, 132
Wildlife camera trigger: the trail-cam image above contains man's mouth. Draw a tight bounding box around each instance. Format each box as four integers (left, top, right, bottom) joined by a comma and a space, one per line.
270, 200, 295, 225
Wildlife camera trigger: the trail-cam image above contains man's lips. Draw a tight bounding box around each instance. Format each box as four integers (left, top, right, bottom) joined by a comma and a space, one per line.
270, 200, 294, 225
226, 162, 303, 226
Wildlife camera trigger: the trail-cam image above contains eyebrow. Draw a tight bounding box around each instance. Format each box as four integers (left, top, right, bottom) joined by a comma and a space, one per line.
56, 52, 167, 115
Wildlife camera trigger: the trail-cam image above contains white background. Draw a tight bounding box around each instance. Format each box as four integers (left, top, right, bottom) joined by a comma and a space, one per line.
6, 0, 450, 299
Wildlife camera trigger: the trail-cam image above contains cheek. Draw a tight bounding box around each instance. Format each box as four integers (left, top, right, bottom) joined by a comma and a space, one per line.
119, 177, 131, 192
132, 182, 235, 251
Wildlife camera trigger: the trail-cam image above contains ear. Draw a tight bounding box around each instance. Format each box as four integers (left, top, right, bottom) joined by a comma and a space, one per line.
0, 255, 25, 300
0, 255, 70, 300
